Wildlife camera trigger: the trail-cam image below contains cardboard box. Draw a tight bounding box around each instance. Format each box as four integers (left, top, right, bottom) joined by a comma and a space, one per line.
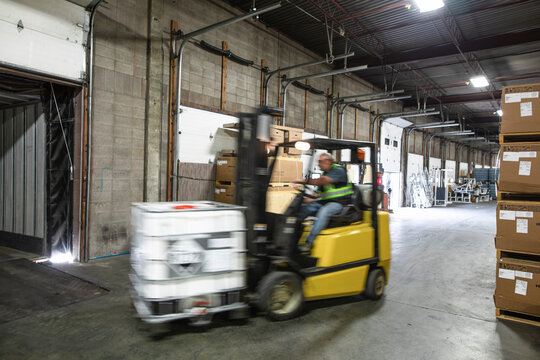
215, 181, 235, 204
215, 156, 237, 182
494, 257, 540, 316
496, 201, 540, 255
499, 143, 540, 193
501, 83, 540, 134
269, 156, 303, 183
285, 128, 303, 155
269, 125, 304, 155
266, 187, 299, 214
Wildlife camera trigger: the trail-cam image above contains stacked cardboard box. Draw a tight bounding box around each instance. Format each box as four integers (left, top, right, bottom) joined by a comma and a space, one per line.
215, 155, 236, 204
214, 125, 305, 210
495, 83, 540, 324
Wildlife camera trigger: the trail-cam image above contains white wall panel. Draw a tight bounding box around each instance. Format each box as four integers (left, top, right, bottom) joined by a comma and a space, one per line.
445, 160, 456, 183
0, 0, 87, 82
407, 153, 424, 181
459, 162, 469, 177
178, 106, 239, 164
429, 157, 441, 171
380, 122, 403, 173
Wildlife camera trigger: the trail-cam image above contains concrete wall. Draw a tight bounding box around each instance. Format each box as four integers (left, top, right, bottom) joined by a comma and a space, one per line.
87, 0, 409, 257
88, 0, 148, 258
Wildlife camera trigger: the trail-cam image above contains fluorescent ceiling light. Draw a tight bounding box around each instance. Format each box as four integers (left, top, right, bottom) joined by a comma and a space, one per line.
414, 121, 459, 129
415, 0, 444, 13
470, 76, 489, 87
497, 110, 503, 116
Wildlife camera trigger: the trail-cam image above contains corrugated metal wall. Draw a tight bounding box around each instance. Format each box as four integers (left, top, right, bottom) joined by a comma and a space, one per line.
0, 102, 46, 239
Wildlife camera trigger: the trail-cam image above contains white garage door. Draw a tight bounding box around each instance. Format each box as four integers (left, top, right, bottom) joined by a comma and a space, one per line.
0, 0, 88, 82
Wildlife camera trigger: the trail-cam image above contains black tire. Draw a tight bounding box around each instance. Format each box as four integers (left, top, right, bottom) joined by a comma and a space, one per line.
364, 268, 385, 300
257, 271, 304, 321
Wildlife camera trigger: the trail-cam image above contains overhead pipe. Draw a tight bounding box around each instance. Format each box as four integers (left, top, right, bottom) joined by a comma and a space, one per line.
172, 2, 281, 199
338, 95, 412, 139
371, 109, 438, 145
263, 52, 354, 105
329, 90, 405, 137
280, 64, 367, 124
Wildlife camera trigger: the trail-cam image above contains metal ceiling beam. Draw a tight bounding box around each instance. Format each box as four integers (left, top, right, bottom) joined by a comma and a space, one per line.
403, 91, 502, 107
346, 0, 531, 39
348, 28, 540, 68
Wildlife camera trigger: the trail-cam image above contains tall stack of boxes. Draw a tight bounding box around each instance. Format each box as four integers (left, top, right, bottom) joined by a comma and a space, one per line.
494, 83, 540, 324
215, 125, 303, 212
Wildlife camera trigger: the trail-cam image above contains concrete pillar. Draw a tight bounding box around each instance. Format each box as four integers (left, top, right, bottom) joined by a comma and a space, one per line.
144, 0, 164, 201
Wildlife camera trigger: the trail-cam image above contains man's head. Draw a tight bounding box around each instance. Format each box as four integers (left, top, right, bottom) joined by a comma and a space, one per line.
318, 153, 334, 172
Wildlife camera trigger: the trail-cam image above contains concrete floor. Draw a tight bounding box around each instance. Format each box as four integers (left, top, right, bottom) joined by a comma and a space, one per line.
1, 201, 539, 359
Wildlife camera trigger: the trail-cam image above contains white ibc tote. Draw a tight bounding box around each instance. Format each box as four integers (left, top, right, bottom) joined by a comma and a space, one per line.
130, 201, 247, 323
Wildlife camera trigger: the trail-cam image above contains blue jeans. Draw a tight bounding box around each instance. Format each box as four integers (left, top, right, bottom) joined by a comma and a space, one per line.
298, 201, 344, 245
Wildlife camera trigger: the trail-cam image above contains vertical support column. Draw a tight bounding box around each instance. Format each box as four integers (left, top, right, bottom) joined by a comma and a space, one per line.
326, 88, 331, 136
80, 85, 89, 260
304, 79, 309, 129
260, 59, 266, 106
144, 0, 164, 202
336, 92, 341, 139
167, 20, 178, 201
354, 108, 358, 140
220, 41, 228, 110
368, 108, 373, 142
277, 71, 283, 125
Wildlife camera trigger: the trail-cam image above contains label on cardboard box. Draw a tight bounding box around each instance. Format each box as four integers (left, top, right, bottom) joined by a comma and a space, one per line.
515, 279, 528, 296
502, 152, 520, 162
516, 218, 528, 233
516, 211, 533, 218
515, 271, 533, 279
499, 268, 515, 280
521, 102, 533, 117
505, 91, 539, 103
499, 210, 516, 220
217, 160, 228, 165
519, 151, 537, 158
518, 161, 532, 176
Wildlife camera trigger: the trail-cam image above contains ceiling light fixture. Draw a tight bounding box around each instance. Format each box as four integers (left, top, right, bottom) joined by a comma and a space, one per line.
470, 76, 489, 88
414, 0, 444, 13
496, 110, 503, 116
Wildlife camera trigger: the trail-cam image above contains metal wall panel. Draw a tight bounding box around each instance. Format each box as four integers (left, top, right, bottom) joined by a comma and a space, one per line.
0, 102, 46, 239
3, 108, 14, 232
35, 105, 46, 239
14, 107, 24, 234
24, 104, 36, 235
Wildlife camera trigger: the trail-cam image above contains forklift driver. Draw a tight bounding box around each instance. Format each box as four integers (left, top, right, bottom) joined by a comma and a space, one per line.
293, 153, 354, 253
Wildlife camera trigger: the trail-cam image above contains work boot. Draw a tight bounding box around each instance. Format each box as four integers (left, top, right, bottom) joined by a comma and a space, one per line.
298, 242, 312, 254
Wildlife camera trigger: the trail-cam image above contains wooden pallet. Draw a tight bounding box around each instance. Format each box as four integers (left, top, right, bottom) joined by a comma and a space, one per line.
497, 191, 540, 202
268, 182, 302, 190
500, 132, 540, 144
496, 308, 540, 327
497, 249, 540, 261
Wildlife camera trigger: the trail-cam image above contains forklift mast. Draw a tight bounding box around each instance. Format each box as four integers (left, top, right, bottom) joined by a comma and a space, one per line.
235, 110, 274, 257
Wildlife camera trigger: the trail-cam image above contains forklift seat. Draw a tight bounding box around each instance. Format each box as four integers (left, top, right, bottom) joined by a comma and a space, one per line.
326, 186, 363, 227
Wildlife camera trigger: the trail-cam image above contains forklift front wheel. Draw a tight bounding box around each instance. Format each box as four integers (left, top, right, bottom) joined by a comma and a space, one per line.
257, 271, 304, 321
364, 268, 385, 300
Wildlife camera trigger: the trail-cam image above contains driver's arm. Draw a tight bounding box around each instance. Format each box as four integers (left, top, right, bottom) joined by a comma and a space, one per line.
306, 176, 333, 186
292, 176, 333, 186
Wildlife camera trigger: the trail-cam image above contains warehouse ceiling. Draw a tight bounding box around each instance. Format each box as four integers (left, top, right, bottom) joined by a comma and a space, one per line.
225, 0, 540, 146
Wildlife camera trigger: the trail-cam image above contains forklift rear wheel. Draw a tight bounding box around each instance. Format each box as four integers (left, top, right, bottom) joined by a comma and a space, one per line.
257, 271, 303, 321
364, 268, 385, 300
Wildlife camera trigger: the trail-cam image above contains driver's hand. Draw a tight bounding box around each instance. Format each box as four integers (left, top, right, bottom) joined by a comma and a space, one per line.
293, 178, 307, 184
303, 197, 315, 203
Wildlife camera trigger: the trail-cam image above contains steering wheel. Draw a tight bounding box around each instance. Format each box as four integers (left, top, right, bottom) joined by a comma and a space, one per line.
301, 170, 318, 199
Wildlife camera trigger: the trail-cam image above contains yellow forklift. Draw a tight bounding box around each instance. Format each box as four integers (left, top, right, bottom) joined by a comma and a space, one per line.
237, 109, 391, 320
